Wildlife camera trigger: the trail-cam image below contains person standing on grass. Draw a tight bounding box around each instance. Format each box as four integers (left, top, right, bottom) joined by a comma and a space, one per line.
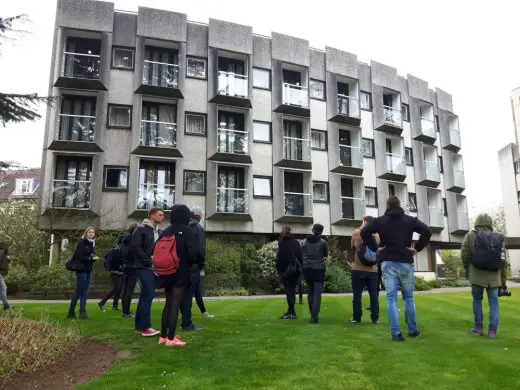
350, 216, 380, 324
67, 227, 99, 320
361, 196, 432, 342
155, 204, 197, 347
120, 222, 139, 318
188, 206, 215, 319
461, 213, 506, 339
0, 242, 12, 311
276, 226, 303, 320
130, 208, 165, 337
98, 234, 126, 312
302, 224, 328, 324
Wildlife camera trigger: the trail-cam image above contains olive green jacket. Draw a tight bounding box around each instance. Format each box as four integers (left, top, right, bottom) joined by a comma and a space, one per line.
460, 214, 505, 288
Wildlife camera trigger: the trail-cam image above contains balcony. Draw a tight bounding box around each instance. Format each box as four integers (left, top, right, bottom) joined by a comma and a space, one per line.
135, 60, 183, 99
332, 145, 363, 176
375, 105, 403, 135
209, 128, 252, 164
51, 180, 91, 209
275, 136, 312, 170
49, 114, 102, 152
329, 95, 361, 126
208, 188, 252, 221
134, 120, 181, 158
449, 128, 461, 150
54, 52, 107, 91
136, 183, 175, 211
379, 152, 406, 181
419, 117, 436, 141
457, 211, 470, 232
339, 196, 365, 225
210, 71, 251, 108
282, 192, 313, 223
428, 207, 444, 230
274, 83, 310, 117
452, 168, 466, 192
420, 161, 441, 187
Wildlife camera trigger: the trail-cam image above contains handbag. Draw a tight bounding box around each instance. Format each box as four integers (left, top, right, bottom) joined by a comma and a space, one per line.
283, 258, 302, 278
65, 257, 82, 272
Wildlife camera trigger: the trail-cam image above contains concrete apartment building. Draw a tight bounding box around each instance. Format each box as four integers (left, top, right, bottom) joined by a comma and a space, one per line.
39, 0, 469, 278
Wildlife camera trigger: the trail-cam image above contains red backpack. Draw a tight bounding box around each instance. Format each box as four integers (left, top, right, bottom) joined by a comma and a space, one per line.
152, 235, 180, 276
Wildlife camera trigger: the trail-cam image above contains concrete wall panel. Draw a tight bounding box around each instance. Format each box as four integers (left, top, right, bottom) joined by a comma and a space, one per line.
57, 0, 114, 32
325, 47, 358, 79
271, 32, 309, 67
208, 19, 252, 54
137, 7, 187, 42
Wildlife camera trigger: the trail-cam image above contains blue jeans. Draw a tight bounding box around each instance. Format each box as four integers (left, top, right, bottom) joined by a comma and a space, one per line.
135, 268, 156, 331
69, 271, 92, 312
472, 285, 499, 331
381, 261, 417, 335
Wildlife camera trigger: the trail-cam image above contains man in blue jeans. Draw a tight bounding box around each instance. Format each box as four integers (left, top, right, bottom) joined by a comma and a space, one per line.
129, 208, 164, 337
361, 196, 432, 341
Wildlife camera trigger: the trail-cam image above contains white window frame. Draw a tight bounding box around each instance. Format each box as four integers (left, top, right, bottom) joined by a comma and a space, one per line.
253, 121, 271, 143
252, 68, 271, 90
186, 57, 207, 79
365, 187, 377, 208
112, 47, 135, 70
253, 176, 272, 198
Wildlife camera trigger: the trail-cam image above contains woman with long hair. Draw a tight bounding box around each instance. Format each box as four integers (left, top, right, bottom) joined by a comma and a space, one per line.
67, 227, 98, 319
276, 226, 302, 320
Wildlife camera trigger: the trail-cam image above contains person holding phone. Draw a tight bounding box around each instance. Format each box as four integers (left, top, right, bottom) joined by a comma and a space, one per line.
67, 227, 99, 320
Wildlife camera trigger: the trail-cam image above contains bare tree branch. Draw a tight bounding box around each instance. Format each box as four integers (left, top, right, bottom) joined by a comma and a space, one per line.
0, 93, 54, 126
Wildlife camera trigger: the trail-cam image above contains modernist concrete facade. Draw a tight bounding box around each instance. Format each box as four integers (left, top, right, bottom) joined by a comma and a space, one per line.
40, 0, 469, 277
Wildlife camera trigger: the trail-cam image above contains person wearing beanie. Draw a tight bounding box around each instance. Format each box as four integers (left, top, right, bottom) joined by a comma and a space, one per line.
301, 223, 328, 324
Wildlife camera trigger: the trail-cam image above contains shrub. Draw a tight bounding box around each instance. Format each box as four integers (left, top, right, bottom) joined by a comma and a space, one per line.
438, 278, 470, 288
205, 239, 242, 290
429, 279, 442, 289
257, 241, 279, 290
5, 263, 31, 294
324, 264, 352, 293
31, 264, 75, 298
205, 287, 249, 297
414, 277, 432, 291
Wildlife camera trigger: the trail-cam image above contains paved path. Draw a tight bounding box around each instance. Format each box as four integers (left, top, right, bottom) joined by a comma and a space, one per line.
10, 283, 520, 304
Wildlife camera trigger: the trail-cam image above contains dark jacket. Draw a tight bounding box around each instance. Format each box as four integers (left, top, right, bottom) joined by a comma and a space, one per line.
361, 207, 432, 264
73, 238, 96, 273
302, 234, 328, 270
189, 218, 206, 268
160, 205, 197, 279
276, 236, 302, 273
129, 219, 159, 269
0, 242, 9, 276
120, 226, 137, 268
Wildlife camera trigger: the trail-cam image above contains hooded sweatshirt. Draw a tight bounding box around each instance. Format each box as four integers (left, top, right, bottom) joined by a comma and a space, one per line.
276, 235, 302, 273
361, 207, 432, 264
189, 217, 206, 267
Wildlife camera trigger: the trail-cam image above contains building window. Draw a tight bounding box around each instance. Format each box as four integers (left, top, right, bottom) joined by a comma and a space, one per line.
408, 193, 417, 212
186, 57, 207, 79
14, 179, 34, 195
311, 130, 327, 150
253, 176, 272, 198
405, 147, 414, 166
435, 115, 440, 132
253, 68, 270, 89
310, 79, 325, 100
313, 181, 329, 203
185, 112, 206, 135
439, 156, 444, 173
443, 198, 447, 216
401, 103, 410, 122
360, 91, 372, 111
253, 121, 271, 143
103, 166, 128, 191
514, 160, 520, 174
362, 138, 374, 158
111, 47, 134, 70
365, 187, 377, 208
517, 191, 520, 204
107, 104, 132, 129
183, 170, 205, 194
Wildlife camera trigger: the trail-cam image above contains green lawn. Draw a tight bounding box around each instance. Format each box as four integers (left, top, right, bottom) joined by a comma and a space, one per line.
20, 292, 520, 390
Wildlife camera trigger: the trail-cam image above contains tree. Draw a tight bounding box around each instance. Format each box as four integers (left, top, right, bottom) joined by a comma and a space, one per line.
440, 249, 465, 279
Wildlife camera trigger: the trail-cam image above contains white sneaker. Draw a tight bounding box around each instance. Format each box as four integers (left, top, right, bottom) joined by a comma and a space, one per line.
202, 312, 215, 319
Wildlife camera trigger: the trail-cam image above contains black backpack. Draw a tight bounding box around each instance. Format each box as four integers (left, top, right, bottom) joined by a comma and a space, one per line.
357, 243, 377, 267
471, 230, 503, 271
119, 233, 133, 265
104, 246, 122, 272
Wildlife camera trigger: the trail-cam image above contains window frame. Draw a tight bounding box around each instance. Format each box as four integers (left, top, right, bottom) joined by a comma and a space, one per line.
362, 138, 375, 159
435, 115, 440, 132
253, 175, 273, 199
360, 91, 372, 111
183, 170, 206, 195
252, 67, 271, 90
312, 181, 329, 203
106, 104, 132, 130
102, 165, 129, 192
252, 121, 272, 144
443, 198, 448, 216
14, 178, 34, 195
311, 129, 327, 151
309, 79, 326, 101
405, 147, 414, 166
184, 112, 207, 136
401, 103, 410, 122
110, 46, 135, 70
186, 56, 208, 80
364, 186, 378, 208
439, 156, 444, 173
408, 192, 418, 212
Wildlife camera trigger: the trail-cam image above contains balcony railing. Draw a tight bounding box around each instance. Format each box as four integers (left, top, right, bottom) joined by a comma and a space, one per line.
385, 153, 406, 175
217, 188, 249, 213
284, 192, 312, 217
339, 145, 363, 169
341, 197, 365, 220
142, 60, 179, 89
140, 120, 177, 148
450, 128, 461, 148
283, 137, 310, 161
420, 117, 436, 139
282, 83, 309, 107
458, 211, 470, 231
51, 180, 91, 209
428, 207, 444, 228
424, 161, 440, 182
383, 105, 403, 127
337, 95, 360, 118
217, 128, 248, 154
57, 114, 95, 142
454, 168, 465, 188
137, 183, 175, 210
62, 52, 100, 79
217, 71, 248, 98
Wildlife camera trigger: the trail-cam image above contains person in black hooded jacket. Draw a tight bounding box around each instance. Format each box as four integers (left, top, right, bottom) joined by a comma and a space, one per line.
276, 226, 302, 320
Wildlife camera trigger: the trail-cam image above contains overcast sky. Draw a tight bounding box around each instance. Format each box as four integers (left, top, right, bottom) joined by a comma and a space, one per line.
1, 0, 519, 216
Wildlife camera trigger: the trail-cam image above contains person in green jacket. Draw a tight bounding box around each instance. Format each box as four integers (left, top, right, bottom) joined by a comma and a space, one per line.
461, 214, 506, 339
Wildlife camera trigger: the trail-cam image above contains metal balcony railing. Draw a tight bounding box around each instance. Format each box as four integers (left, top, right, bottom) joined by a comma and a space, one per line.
217, 71, 248, 98
337, 95, 360, 118
217, 188, 249, 213
137, 183, 175, 210
140, 120, 177, 148
57, 114, 95, 142
341, 196, 365, 220
217, 128, 248, 154
51, 180, 91, 209
383, 105, 403, 127
142, 60, 179, 88
284, 192, 312, 217
339, 145, 363, 169
283, 136, 311, 161
282, 83, 309, 107
62, 52, 100, 79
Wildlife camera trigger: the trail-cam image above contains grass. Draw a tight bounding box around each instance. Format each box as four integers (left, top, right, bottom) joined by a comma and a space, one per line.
18, 292, 520, 390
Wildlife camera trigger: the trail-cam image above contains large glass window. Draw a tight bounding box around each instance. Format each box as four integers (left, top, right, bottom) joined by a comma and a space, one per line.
310, 79, 325, 100
253, 121, 271, 143
108, 104, 132, 129
253, 176, 272, 198
311, 130, 327, 150
112, 47, 134, 69
360, 91, 372, 111
365, 187, 377, 207
313, 181, 328, 203
103, 166, 128, 191
185, 113, 206, 135
183, 171, 205, 194
362, 138, 374, 158
187, 57, 207, 79
253, 68, 270, 89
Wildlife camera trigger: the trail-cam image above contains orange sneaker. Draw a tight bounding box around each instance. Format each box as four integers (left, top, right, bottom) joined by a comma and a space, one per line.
165, 336, 187, 347
158, 337, 167, 345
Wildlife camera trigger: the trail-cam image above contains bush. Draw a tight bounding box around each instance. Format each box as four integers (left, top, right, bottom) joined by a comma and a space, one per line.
205, 240, 243, 290
429, 279, 442, 289
31, 264, 75, 298
257, 241, 279, 290
5, 263, 31, 294
324, 264, 352, 293
205, 287, 249, 297
414, 277, 432, 291
439, 278, 470, 288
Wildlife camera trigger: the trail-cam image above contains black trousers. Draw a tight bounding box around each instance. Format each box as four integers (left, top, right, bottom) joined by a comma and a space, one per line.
194, 274, 206, 313
100, 273, 123, 308
121, 267, 138, 315
180, 266, 201, 328
351, 270, 379, 322
304, 269, 325, 320
161, 273, 185, 340
280, 274, 298, 314
297, 275, 304, 302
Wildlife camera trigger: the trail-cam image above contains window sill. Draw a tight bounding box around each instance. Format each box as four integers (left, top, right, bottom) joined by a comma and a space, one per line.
186, 75, 208, 81
253, 140, 272, 144
183, 191, 205, 196
102, 188, 128, 193
110, 66, 135, 71
184, 132, 207, 137
365, 205, 378, 208
253, 86, 271, 91
253, 195, 272, 200
313, 200, 329, 204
